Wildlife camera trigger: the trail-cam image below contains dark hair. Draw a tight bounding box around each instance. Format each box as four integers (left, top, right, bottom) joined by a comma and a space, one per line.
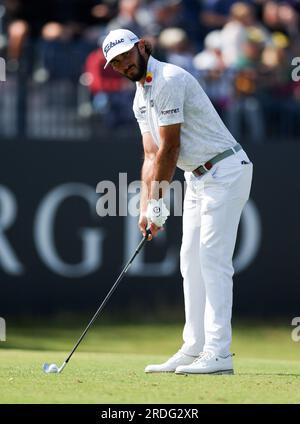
136, 39, 153, 56
144, 39, 153, 56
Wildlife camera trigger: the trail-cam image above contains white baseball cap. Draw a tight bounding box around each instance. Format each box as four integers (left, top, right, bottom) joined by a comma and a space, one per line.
102, 29, 140, 69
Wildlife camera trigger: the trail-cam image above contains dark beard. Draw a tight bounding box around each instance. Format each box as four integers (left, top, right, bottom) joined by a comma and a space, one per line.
125, 47, 147, 82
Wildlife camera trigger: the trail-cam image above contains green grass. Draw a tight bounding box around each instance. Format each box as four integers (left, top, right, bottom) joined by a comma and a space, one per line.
1, 322, 300, 404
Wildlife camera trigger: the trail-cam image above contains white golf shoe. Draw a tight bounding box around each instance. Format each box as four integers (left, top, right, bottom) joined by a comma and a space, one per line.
145, 351, 197, 373
175, 352, 234, 375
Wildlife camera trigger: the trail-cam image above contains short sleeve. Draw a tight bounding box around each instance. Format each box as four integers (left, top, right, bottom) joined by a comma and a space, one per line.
156, 77, 185, 126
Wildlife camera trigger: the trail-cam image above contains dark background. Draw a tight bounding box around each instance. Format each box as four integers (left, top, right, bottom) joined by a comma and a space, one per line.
0, 139, 298, 319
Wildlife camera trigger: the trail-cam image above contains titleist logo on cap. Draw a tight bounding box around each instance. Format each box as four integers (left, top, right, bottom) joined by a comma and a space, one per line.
104, 38, 125, 57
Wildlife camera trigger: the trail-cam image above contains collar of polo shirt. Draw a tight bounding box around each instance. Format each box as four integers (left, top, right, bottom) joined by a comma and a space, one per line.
142, 56, 157, 87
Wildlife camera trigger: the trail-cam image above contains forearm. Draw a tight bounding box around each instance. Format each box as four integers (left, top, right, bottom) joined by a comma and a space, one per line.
140, 157, 155, 215
150, 147, 179, 199
139, 125, 180, 235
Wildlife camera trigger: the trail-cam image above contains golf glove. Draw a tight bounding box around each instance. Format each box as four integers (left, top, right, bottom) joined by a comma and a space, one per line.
146, 198, 170, 228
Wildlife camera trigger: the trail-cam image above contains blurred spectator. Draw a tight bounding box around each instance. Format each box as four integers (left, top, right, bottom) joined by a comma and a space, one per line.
3, 0, 99, 72
36, 35, 95, 82
226, 28, 267, 143
221, 2, 270, 67
83, 48, 135, 126
1, 0, 299, 141
262, 1, 300, 38
90, 0, 119, 26
204, 29, 225, 65
193, 29, 234, 118
32, 0, 108, 82
259, 31, 299, 138
149, 0, 190, 35
106, 0, 157, 36
4, 0, 53, 68
200, 0, 257, 34
158, 27, 197, 75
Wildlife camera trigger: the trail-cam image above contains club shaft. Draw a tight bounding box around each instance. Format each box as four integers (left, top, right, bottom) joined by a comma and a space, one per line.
64, 231, 150, 365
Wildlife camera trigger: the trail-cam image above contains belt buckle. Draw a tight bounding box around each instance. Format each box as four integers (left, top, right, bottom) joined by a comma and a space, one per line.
193, 161, 212, 177
203, 161, 212, 172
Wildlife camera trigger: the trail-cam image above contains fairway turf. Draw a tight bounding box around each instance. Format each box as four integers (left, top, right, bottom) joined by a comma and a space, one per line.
1, 323, 300, 404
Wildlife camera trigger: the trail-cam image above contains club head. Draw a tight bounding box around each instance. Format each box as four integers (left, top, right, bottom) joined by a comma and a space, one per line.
43, 363, 59, 374
43, 361, 67, 374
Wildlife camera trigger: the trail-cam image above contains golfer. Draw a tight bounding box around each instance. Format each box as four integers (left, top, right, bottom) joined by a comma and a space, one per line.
102, 29, 253, 375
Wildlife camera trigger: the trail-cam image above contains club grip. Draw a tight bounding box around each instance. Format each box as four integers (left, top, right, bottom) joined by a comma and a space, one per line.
145, 228, 152, 239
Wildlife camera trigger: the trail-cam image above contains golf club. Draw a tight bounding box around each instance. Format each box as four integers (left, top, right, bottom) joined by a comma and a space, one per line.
43, 228, 152, 374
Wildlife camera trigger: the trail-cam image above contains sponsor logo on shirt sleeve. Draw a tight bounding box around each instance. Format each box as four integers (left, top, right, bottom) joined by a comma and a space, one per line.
161, 108, 180, 115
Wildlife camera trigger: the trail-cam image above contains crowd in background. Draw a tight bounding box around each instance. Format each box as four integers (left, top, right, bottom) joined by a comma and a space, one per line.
0, 0, 300, 142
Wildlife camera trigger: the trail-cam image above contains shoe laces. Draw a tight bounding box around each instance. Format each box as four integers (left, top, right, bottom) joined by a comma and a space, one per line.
194, 351, 215, 363
194, 352, 235, 363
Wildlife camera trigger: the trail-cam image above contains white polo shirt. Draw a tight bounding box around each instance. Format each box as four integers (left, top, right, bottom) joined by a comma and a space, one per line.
133, 56, 238, 172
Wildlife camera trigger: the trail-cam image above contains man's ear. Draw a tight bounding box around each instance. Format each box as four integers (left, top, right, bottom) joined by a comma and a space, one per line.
137, 39, 146, 55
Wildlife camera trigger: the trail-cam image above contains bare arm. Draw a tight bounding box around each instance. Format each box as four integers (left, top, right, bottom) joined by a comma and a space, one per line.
139, 125, 180, 238
150, 123, 181, 199
140, 132, 158, 215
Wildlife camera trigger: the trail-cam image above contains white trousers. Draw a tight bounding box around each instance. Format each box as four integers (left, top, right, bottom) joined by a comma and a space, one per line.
180, 149, 253, 357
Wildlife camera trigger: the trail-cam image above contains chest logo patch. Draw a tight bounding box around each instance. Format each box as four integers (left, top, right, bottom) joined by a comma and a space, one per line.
145, 72, 153, 83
